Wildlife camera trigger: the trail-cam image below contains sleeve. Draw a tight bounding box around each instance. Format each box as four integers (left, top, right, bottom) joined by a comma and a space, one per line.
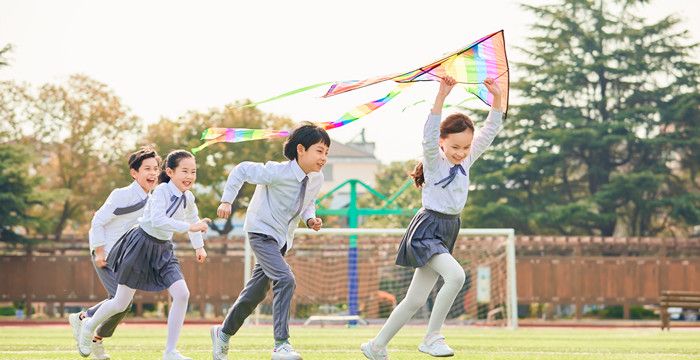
88, 190, 120, 251
301, 202, 316, 226
221, 161, 278, 204
465, 110, 503, 168
148, 186, 190, 234
185, 192, 204, 249
422, 113, 443, 173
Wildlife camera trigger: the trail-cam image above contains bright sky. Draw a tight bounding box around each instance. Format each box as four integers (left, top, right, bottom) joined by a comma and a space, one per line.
2, 0, 698, 163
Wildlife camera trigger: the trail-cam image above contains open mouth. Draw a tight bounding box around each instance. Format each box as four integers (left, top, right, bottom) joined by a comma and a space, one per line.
146, 178, 156, 186
182, 181, 192, 188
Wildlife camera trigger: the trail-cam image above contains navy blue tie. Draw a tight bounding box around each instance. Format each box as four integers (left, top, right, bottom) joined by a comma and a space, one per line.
166, 194, 186, 217
434, 164, 466, 188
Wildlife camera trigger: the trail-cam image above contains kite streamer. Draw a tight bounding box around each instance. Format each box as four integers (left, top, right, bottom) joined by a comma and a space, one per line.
192, 128, 290, 154
192, 83, 410, 154
193, 30, 509, 153
317, 83, 411, 130
240, 81, 333, 108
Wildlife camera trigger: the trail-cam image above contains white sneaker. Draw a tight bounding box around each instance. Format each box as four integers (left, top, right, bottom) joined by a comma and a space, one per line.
210, 326, 229, 360
272, 342, 302, 360
162, 349, 192, 360
360, 340, 388, 360
68, 313, 83, 346
418, 333, 454, 357
91, 341, 111, 360
78, 319, 93, 357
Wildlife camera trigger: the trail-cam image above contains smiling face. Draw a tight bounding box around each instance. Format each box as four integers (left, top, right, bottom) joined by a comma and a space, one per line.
439, 129, 474, 165
296, 141, 329, 173
165, 156, 197, 192
131, 157, 159, 192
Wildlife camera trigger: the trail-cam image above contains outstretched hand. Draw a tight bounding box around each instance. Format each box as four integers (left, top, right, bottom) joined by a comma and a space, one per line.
483, 78, 504, 112
483, 78, 501, 97
438, 76, 457, 98
432, 76, 457, 114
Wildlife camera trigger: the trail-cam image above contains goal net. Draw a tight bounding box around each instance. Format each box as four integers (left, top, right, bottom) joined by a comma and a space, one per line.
243, 228, 517, 329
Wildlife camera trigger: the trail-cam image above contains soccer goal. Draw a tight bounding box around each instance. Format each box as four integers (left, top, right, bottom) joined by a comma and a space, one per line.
243, 228, 517, 329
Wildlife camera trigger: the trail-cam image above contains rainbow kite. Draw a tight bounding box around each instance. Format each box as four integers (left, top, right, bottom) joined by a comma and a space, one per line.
192, 30, 509, 154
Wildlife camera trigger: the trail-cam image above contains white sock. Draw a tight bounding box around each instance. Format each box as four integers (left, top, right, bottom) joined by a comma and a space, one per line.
165, 280, 190, 353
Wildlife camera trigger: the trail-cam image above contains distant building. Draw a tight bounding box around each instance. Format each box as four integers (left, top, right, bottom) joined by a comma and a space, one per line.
322, 130, 380, 208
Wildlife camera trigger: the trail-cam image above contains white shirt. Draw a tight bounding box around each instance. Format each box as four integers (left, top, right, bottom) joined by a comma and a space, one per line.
421, 110, 503, 215
89, 181, 148, 255
138, 181, 205, 249
221, 159, 322, 250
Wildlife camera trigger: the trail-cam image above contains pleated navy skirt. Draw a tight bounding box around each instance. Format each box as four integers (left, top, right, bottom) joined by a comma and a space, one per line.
395, 208, 461, 268
106, 226, 184, 291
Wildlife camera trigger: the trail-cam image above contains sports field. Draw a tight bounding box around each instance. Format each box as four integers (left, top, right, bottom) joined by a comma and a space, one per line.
0, 324, 698, 359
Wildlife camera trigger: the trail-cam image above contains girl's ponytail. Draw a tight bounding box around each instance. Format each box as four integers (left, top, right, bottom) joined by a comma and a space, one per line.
410, 161, 425, 188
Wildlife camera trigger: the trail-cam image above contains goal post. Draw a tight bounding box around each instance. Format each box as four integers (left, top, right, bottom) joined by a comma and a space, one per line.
243, 228, 518, 329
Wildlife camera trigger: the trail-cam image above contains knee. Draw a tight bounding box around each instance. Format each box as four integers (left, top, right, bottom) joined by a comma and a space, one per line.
173, 286, 190, 303
116, 301, 132, 313
277, 272, 296, 289
444, 270, 466, 289
402, 294, 428, 311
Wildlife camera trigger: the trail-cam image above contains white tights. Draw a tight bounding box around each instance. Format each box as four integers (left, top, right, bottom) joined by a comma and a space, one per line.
374, 253, 465, 347
85, 279, 190, 352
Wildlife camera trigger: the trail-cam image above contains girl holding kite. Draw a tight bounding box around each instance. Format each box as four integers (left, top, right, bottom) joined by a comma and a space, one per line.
362, 75, 505, 359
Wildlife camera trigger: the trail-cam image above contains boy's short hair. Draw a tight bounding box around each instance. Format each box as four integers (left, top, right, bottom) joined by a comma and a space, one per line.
128, 145, 161, 171
283, 123, 331, 160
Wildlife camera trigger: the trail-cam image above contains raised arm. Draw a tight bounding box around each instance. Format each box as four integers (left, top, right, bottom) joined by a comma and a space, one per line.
424, 76, 457, 171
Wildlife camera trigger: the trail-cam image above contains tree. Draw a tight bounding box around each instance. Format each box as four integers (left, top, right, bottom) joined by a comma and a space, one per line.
27, 75, 141, 241
466, 0, 700, 236
0, 81, 31, 142
0, 44, 11, 68
144, 103, 294, 235
0, 144, 42, 243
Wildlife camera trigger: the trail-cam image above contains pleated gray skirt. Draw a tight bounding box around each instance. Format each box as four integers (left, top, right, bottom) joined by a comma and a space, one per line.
106, 226, 184, 291
395, 208, 461, 268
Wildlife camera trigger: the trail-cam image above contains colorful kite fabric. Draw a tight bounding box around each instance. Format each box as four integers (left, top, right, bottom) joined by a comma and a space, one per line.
323, 30, 509, 112
193, 30, 508, 154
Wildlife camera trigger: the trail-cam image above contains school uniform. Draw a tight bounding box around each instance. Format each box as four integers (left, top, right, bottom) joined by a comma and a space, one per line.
86, 181, 148, 337
396, 110, 503, 268
219, 159, 322, 341
106, 181, 204, 292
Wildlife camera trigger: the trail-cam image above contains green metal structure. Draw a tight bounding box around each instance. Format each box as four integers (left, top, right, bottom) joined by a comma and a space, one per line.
314, 178, 418, 323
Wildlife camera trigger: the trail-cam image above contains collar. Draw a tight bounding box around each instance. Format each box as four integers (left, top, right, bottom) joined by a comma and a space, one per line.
290, 160, 307, 182
166, 180, 185, 197
129, 181, 149, 200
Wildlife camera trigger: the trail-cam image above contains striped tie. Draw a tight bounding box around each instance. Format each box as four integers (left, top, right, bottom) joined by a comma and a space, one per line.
166, 194, 186, 217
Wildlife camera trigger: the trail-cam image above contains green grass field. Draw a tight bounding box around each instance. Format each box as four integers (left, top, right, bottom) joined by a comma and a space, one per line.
0, 324, 698, 360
